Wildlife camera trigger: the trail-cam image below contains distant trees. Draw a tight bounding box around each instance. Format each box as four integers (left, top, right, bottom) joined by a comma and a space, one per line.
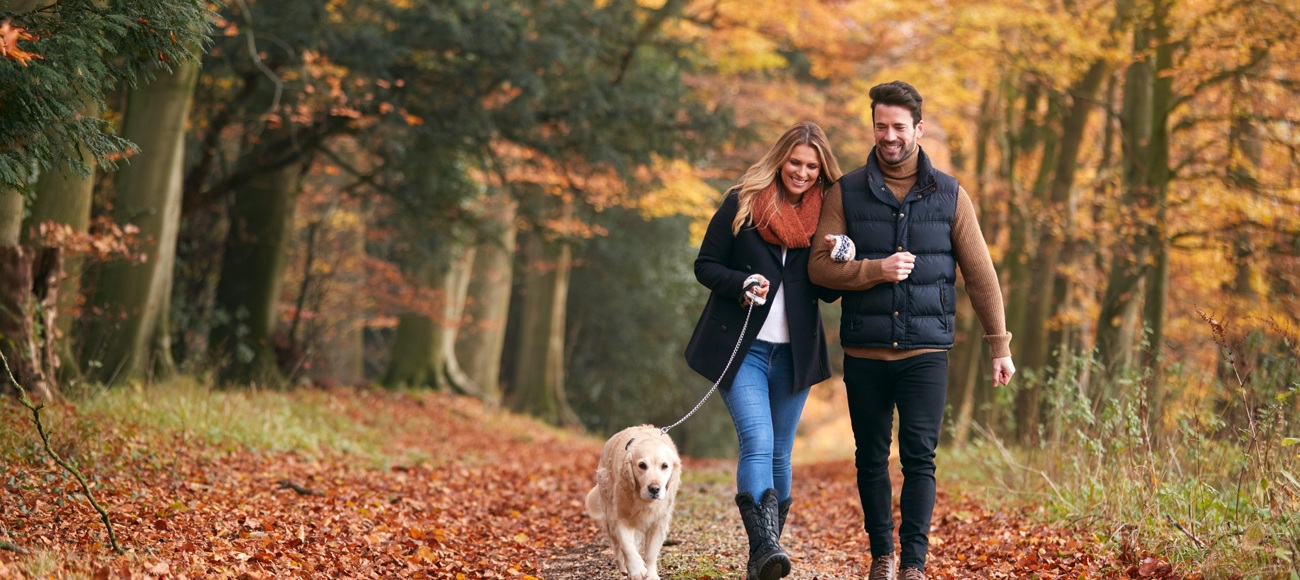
1, 0, 211, 397
3, 0, 1297, 454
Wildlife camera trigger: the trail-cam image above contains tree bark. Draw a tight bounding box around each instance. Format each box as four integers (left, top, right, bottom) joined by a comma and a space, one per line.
0, 245, 59, 400
1014, 62, 1112, 443
507, 228, 578, 426
24, 98, 99, 382
382, 243, 484, 396
1095, 6, 1156, 379
440, 246, 482, 396
0, 191, 21, 246
456, 194, 516, 402
210, 140, 303, 387
304, 203, 367, 386
80, 58, 199, 384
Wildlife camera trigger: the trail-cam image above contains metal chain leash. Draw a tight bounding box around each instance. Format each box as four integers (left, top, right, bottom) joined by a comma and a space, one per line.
661, 300, 757, 435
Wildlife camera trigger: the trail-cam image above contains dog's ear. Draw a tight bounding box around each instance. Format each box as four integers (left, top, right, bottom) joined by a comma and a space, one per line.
623, 455, 638, 490
668, 455, 682, 493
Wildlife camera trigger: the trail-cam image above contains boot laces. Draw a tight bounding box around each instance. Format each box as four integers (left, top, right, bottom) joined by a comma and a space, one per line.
868, 554, 896, 580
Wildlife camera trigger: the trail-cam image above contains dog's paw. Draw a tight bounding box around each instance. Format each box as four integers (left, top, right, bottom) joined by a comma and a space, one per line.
627, 565, 649, 580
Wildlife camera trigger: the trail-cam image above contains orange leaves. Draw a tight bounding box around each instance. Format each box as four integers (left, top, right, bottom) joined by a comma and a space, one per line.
0, 18, 42, 66
1, 389, 1189, 578
31, 218, 144, 264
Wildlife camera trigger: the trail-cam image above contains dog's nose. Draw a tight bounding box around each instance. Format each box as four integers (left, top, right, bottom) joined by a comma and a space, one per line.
648, 483, 661, 498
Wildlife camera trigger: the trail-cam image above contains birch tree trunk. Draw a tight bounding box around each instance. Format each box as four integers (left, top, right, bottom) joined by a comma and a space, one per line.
81, 58, 199, 384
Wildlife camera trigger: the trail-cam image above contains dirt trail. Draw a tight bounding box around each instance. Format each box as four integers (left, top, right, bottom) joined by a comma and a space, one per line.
1, 390, 1157, 579
547, 458, 1124, 579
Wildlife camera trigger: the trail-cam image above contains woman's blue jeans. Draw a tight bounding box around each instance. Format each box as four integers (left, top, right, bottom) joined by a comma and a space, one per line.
721, 340, 810, 502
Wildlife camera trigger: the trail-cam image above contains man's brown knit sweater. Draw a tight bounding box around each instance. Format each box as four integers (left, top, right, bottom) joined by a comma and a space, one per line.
809, 148, 1012, 361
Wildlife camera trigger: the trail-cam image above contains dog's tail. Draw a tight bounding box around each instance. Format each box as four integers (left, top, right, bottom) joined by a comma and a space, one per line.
583, 486, 604, 521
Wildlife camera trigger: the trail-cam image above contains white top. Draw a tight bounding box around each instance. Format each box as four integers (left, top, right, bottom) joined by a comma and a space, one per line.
756, 248, 791, 343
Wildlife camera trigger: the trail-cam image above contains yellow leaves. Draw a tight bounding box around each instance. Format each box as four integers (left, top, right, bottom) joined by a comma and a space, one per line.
0, 18, 42, 66
706, 28, 787, 75
637, 157, 718, 242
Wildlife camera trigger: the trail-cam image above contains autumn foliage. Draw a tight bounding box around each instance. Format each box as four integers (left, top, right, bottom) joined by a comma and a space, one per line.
1, 387, 1199, 579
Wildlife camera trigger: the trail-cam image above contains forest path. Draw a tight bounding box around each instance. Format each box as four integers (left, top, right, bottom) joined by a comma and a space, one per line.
0, 389, 1173, 579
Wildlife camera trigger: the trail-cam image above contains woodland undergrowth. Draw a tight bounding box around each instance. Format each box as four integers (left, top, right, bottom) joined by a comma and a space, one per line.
951, 313, 1300, 579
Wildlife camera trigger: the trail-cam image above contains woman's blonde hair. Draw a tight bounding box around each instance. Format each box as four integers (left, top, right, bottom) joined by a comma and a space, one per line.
731, 121, 842, 235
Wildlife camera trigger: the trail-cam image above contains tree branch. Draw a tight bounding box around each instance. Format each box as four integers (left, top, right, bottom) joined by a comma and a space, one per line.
612, 0, 687, 85
1169, 45, 1269, 113
0, 351, 123, 554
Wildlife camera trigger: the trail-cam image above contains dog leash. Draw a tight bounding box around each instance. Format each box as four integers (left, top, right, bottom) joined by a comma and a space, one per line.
660, 298, 758, 435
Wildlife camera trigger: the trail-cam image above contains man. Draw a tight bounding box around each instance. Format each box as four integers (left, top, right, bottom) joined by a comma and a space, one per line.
808, 80, 1015, 580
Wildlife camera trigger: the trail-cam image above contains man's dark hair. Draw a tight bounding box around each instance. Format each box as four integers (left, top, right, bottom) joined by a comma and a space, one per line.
869, 81, 923, 125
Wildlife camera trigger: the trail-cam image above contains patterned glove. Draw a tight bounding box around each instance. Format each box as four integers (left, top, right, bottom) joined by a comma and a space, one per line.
829, 234, 855, 262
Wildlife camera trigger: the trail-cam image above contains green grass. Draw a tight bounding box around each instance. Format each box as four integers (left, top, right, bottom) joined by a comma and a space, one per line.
75, 377, 387, 457
661, 550, 734, 577
939, 368, 1300, 579
1, 378, 410, 477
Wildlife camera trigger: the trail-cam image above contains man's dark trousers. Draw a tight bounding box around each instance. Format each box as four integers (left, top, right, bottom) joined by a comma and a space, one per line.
844, 351, 948, 569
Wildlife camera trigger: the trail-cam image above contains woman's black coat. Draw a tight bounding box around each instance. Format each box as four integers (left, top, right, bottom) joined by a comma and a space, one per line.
684, 191, 838, 393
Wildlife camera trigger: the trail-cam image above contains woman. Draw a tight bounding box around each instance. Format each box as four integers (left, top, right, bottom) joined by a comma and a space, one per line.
684, 121, 843, 580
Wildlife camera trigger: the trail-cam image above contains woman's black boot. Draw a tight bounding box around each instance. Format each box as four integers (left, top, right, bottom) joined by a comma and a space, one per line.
735, 489, 791, 580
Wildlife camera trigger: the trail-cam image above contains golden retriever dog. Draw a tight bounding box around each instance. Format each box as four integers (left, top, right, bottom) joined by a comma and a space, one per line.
585, 424, 682, 580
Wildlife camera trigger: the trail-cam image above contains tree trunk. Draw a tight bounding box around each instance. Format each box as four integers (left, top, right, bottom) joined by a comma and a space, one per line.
456, 194, 516, 402
946, 289, 989, 445
210, 144, 303, 387
1015, 62, 1112, 443
507, 228, 579, 425
0, 191, 21, 245
0, 242, 60, 401
440, 246, 482, 396
304, 203, 367, 386
384, 310, 447, 390
383, 243, 484, 396
24, 98, 100, 382
80, 58, 199, 384
1095, 7, 1157, 380
1139, 0, 1174, 433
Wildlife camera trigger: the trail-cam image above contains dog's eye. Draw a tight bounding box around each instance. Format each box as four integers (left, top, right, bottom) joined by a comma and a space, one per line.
638, 461, 647, 470
661, 463, 669, 470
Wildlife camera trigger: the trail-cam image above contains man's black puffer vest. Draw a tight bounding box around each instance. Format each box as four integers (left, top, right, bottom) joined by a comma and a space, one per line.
838, 147, 959, 350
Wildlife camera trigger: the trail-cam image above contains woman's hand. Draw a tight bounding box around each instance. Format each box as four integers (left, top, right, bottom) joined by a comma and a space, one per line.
741, 274, 770, 307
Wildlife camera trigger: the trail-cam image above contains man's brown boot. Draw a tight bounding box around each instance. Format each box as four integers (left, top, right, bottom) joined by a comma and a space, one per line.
900, 566, 926, 580
867, 553, 896, 580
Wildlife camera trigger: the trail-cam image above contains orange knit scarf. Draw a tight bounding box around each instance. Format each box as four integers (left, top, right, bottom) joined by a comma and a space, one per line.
752, 182, 823, 248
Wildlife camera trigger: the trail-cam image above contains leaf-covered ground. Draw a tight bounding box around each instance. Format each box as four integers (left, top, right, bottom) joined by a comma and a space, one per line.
1, 389, 1196, 579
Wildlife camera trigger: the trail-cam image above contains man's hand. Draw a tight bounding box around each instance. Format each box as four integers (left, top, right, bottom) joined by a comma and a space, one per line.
881, 252, 916, 282
992, 356, 1015, 387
